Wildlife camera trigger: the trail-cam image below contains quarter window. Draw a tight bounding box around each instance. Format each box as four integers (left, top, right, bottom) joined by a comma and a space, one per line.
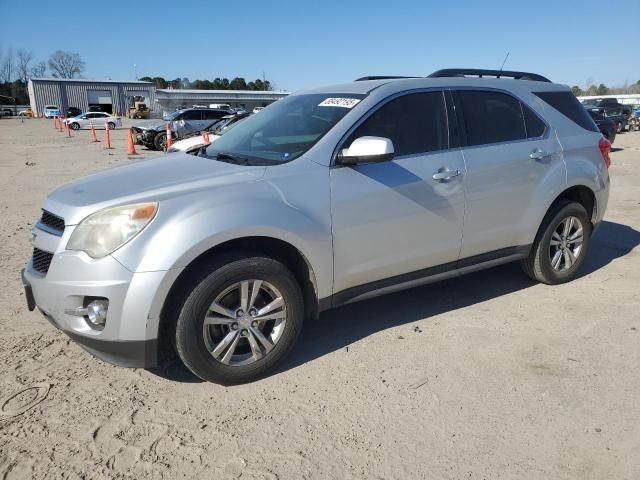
523, 104, 547, 138
348, 92, 448, 157
457, 90, 526, 146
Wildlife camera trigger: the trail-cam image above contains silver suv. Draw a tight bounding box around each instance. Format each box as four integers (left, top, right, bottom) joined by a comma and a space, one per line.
22, 69, 611, 384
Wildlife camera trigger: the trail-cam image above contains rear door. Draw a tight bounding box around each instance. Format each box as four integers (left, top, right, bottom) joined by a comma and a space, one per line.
453, 89, 562, 259
330, 90, 466, 297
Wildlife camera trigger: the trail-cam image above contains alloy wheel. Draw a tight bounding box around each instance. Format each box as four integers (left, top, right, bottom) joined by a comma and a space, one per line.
549, 216, 584, 271
202, 280, 287, 366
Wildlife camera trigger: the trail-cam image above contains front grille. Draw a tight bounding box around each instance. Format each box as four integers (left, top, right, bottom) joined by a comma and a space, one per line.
39, 210, 65, 234
32, 248, 54, 275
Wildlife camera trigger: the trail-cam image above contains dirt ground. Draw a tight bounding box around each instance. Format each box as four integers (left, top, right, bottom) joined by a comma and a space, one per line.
0, 117, 638, 480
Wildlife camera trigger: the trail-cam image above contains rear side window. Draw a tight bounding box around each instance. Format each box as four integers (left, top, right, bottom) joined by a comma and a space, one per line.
522, 104, 547, 138
349, 92, 448, 156
533, 91, 598, 132
182, 110, 202, 121
456, 91, 526, 146
203, 110, 227, 120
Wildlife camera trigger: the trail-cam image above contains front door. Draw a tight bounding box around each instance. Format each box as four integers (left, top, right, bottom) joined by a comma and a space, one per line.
330, 91, 466, 298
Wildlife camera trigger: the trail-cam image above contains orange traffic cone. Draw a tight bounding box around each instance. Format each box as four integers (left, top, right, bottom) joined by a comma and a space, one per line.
89, 120, 98, 142
53, 116, 58, 129
65, 119, 72, 137
58, 117, 64, 132
203, 130, 210, 144
127, 128, 137, 155
104, 122, 113, 149
165, 122, 173, 151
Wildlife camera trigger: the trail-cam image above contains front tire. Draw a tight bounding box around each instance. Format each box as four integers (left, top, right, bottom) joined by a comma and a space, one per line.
153, 132, 166, 150
107, 122, 116, 130
70, 122, 80, 130
175, 254, 304, 384
521, 201, 591, 284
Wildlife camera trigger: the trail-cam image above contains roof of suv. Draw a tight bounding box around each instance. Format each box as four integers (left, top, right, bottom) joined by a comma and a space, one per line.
302, 70, 567, 96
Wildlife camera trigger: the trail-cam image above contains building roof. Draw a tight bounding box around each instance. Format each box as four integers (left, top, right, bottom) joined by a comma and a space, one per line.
156, 89, 289, 95
30, 78, 153, 85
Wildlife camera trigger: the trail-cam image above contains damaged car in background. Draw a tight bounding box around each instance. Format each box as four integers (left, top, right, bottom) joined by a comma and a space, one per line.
168, 112, 252, 153
132, 107, 231, 150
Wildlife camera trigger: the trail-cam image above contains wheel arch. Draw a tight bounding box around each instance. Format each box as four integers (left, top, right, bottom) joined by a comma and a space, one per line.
157, 235, 320, 355
551, 185, 597, 225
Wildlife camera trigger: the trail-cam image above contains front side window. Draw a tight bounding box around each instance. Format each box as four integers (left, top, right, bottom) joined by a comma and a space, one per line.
204, 93, 365, 165
345, 92, 448, 157
457, 90, 526, 146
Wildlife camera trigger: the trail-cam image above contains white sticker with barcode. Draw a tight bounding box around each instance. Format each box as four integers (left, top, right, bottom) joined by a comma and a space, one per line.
318, 98, 361, 108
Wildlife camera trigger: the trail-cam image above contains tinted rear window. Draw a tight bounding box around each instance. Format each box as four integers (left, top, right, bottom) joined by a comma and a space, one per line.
533, 91, 598, 132
457, 90, 526, 146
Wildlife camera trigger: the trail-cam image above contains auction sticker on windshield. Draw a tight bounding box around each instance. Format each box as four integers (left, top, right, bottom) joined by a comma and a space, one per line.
318, 98, 361, 108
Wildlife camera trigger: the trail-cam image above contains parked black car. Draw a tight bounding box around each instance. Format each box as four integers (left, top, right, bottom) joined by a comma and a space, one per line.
586, 107, 627, 134
66, 107, 82, 118
587, 109, 616, 144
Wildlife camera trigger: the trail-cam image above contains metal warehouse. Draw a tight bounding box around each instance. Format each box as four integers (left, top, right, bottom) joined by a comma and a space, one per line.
28, 78, 289, 117
154, 89, 289, 113
28, 78, 156, 117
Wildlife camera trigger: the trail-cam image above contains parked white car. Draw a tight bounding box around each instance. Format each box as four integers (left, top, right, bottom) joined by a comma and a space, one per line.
252, 106, 264, 113
168, 133, 221, 153
43, 105, 61, 118
65, 112, 122, 130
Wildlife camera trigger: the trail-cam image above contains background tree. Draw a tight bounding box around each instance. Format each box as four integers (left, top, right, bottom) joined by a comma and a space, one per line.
0, 48, 14, 83
15, 49, 34, 84
151, 76, 168, 89
230, 77, 247, 90
570, 85, 584, 97
30, 61, 46, 78
595, 83, 609, 95
48, 50, 85, 78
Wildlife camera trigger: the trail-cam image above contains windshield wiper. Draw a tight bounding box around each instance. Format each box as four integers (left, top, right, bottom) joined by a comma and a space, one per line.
216, 152, 252, 165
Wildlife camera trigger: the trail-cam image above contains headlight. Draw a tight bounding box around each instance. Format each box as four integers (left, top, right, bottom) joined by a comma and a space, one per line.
67, 202, 158, 258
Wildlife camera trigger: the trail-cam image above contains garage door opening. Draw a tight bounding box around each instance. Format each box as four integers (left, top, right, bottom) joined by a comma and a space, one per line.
87, 90, 113, 114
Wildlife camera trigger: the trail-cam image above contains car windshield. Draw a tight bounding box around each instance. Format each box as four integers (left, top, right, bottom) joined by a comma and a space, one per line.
203, 93, 365, 165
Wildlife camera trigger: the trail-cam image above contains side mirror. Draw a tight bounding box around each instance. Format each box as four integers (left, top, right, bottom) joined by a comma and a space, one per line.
337, 136, 395, 165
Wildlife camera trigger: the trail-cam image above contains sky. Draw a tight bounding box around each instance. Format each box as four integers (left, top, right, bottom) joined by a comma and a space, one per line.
1, 0, 639, 92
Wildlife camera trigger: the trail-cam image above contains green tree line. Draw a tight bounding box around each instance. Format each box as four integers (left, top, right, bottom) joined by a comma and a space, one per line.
571, 80, 640, 97
138, 76, 273, 91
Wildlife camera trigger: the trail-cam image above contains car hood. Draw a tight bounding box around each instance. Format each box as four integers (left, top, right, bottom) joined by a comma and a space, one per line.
132, 119, 167, 130
43, 152, 266, 225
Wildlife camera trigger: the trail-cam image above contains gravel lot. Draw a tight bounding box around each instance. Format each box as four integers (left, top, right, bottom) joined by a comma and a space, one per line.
0, 118, 639, 479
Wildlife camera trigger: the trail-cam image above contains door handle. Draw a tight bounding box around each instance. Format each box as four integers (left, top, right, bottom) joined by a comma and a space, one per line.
432, 168, 462, 181
530, 148, 551, 161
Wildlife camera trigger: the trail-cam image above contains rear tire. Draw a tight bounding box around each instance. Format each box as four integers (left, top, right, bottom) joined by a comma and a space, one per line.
175, 253, 304, 384
70, 122, 80, 130
108, 122, 116, 130
521, 201, 591, 284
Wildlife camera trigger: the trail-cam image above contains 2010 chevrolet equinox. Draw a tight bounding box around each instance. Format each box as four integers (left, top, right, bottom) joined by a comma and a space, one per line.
22, 69, 611, 384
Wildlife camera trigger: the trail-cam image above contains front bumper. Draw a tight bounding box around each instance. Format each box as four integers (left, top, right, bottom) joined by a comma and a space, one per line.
22, 246, 179, 368
132, 128, 157, 145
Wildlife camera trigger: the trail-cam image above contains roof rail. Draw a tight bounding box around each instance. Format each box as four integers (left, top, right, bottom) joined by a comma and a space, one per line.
428, 69, 551, 82
354, 76, 419, 81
